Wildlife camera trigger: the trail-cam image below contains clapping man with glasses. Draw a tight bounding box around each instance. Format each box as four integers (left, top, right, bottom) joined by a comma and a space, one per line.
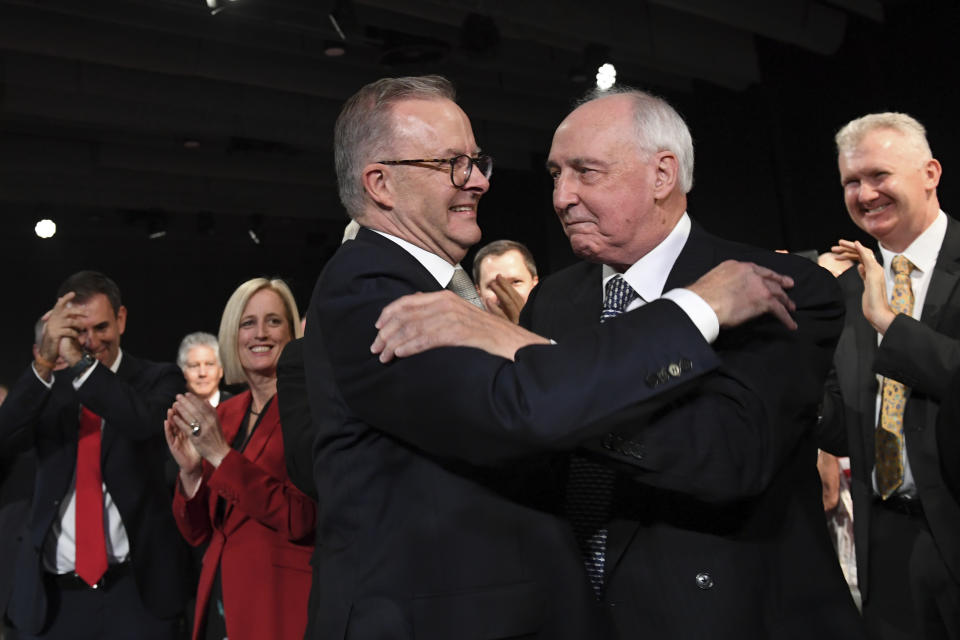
302, 75, 802, 639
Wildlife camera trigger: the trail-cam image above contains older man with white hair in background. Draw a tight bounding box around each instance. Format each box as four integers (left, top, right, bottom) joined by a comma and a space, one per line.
176, 332, 227, 407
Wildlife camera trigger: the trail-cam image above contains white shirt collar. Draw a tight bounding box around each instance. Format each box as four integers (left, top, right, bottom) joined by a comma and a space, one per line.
108, 348, 123, 374
602, 212, 691, 300
370, 229, 458, 288
878, 210, 947, 276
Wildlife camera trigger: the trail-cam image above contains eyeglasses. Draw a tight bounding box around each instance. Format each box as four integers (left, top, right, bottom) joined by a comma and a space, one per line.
377, 154, 493, 188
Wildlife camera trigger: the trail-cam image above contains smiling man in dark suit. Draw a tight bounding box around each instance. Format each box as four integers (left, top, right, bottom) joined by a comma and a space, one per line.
302, 75, 808, 639
821, 112, 960, 640
0, 271, 191, 640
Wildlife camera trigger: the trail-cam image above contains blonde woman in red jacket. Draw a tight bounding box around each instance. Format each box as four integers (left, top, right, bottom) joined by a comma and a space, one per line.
165, 278, 315, 640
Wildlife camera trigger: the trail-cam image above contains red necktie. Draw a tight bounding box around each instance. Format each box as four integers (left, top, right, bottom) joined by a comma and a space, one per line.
75, 406, 108, 586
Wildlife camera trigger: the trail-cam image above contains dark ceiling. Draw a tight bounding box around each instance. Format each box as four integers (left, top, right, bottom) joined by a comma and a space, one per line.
3, 0, 957, 385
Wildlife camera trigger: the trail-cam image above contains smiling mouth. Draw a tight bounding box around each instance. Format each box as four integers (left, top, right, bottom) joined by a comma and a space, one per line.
250, 346, 272, 353
861, 203, 890, 215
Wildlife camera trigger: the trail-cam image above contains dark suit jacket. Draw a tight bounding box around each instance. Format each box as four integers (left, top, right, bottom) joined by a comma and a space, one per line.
173, 390, 315, 640
822, 215, 960, 600
522, 221, 865, 639
937, 367, 960, 504
277, 338, 317, 499
0, 383, 37, 618
303, 227, 722, 640
0, 353, 193, 634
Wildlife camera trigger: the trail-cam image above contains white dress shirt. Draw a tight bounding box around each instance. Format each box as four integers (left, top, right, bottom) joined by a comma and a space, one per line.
872, 210, 948, 497
36, 350, 131, 573
602, 213, 720, 343
372, 229, 460, 287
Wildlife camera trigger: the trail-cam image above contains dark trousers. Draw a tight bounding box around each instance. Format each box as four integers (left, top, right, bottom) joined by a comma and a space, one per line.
18, 569, 181, 640
863, 503, 960, 640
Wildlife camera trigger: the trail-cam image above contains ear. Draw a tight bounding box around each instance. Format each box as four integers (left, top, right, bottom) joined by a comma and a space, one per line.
652, 151, 679, 199
361, 163, 395, 210
115, 305, 127, 336
923, 158, 942, 191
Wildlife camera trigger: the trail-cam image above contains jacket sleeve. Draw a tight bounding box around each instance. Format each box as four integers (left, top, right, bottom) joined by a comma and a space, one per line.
0, 364, 54, 450
171, 474, 213, 547
309, 243, 721, 467
206, 449, 317, 543
874, 313, 960, 400
578, 256, 846, 503
76, 359, 184, 442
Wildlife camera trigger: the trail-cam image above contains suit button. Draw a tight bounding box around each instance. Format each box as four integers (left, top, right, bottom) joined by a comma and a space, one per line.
695, 572, 714, 590
667, 363, 681, 377
53, 499, 60, 506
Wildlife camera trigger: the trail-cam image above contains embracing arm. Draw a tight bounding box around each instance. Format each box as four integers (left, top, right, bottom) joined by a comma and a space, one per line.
310, 250, 720, 466
579, 259, 845, 502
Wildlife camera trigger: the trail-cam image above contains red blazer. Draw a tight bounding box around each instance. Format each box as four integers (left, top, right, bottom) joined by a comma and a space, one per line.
172, 390, 316, 640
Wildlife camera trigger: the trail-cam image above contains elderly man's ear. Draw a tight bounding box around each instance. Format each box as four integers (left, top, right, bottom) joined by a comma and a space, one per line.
653, 151, 679, 199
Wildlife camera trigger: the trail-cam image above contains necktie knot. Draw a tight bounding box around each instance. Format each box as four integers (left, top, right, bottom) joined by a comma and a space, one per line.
891, 255, 915, 277
601, 275, 639, 323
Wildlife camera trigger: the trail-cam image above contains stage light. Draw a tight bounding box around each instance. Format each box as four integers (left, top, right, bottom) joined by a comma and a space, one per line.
596, 63, 616, 91
35, 218, 56, 238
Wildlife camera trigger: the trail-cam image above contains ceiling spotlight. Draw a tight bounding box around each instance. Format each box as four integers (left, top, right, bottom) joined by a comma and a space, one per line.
596, 63, 617, 91
324, 40, 347, 57
35, 218, 56, 239
248, 214, 263, 245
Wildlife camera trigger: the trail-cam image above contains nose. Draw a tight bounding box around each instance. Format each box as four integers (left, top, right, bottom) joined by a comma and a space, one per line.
857, 181, 878, 205
462, 163, 490, 194
198, 363, 209, 377
553, 171, 579, 212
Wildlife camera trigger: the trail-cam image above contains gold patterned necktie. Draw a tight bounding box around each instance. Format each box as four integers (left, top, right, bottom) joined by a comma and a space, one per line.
876, 254, 915, 499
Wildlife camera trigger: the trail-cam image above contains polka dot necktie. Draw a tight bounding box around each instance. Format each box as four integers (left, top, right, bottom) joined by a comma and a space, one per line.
567, 274, 639, 598
876, 255, 915, 499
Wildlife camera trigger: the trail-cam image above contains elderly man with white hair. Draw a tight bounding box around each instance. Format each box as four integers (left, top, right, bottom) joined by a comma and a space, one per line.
176, 332, 227, 407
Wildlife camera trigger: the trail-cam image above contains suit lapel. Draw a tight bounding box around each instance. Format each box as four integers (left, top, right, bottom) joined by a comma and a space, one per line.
664, 222, 719, 291
357, 227, 448, 294
922, 216, 960, 331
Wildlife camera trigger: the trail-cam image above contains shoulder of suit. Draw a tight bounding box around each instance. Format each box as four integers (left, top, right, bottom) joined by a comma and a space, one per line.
532, 260, 597, 294
217, 389, 252, 418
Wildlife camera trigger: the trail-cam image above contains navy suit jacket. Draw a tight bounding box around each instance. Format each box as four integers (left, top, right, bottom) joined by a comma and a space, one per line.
0, 353, 192, 634
303, 227, 723, 639
522, 221, 865, 639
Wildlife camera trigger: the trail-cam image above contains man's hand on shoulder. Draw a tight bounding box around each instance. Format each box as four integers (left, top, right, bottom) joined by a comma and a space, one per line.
687, 260, 798, 330
371, 290, 550, 363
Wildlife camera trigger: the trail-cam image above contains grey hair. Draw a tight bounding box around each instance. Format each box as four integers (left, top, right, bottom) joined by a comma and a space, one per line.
176, 331, 221, 370
835, 112, 932, 160
578, 87, 695, 194
334, 75, 457, 218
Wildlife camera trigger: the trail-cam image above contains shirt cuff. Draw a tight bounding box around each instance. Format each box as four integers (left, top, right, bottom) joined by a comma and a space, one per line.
72, 360, 99, 390
32, 363, 55, 389
662, 288, 720, 343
